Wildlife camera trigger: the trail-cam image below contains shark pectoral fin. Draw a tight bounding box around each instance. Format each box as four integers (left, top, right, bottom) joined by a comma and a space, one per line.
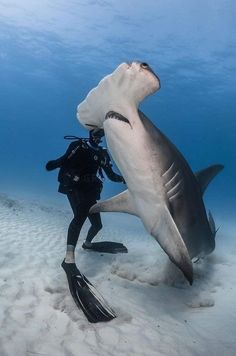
150, 206, 193, 285
195, 164, 224, 194
89, 190, 138, 216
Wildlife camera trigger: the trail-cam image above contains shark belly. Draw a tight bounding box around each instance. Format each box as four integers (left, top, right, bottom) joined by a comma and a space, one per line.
104, 117, 167, 232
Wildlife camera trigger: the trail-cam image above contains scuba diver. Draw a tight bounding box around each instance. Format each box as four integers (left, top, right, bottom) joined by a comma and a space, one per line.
46, 128, 127, 323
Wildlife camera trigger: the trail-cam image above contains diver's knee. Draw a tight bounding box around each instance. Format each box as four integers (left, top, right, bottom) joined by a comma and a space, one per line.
70, 215, 84, 229
71, 217, 79, 225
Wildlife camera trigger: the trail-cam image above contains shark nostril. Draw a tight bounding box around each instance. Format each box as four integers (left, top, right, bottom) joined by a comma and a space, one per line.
141, 62, 149, 69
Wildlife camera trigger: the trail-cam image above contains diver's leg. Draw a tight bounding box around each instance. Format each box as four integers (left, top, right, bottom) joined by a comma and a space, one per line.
62, 191, 116, 323
84, 212, 103, 245
82, 201, 128, 254
65, 190, 89, 263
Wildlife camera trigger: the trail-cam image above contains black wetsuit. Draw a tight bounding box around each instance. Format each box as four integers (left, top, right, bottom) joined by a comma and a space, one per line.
46, 139, 124, 246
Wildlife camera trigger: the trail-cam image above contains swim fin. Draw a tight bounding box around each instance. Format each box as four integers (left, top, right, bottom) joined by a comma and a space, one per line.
82, 241, 128, 254
61, 260, 116, 323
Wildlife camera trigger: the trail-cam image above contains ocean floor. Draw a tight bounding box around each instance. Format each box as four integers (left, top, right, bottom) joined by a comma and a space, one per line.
0, 193, 235, 356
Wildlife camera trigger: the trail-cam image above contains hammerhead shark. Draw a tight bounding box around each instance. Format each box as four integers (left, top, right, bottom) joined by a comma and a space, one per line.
77, 62, 223, 284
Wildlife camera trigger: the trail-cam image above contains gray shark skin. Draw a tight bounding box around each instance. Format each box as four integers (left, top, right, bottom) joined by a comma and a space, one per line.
77, 62, 223, 285
91, 110, 223, 284
138, 110, 223, 259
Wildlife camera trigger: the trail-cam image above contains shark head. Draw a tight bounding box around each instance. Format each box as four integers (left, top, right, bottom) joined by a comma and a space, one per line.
77, 61, 160, 131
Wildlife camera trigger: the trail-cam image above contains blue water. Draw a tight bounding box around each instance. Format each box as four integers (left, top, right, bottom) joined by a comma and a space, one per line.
0, 0, 235, 219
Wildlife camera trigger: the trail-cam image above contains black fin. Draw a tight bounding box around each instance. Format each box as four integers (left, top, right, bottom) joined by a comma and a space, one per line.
61, 260, 116, 323
208, 210, 217, 237
195, 164, 224, 194
105, 111, 130, 125
82, 241, 128, 254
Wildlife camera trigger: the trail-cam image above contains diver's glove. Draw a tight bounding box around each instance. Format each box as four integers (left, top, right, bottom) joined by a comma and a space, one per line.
45, 160, 58, 171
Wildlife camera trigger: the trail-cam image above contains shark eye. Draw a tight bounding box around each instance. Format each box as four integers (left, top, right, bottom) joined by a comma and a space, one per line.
141, 62, 149, 69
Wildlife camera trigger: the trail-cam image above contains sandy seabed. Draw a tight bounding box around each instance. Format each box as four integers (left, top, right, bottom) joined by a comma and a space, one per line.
0, 193, 235, 356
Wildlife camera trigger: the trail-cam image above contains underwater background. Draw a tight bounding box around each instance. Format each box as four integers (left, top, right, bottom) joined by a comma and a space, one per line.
0, 0, 235, 222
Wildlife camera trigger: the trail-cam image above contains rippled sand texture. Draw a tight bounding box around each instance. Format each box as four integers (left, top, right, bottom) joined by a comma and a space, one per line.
0, 194, 235, 356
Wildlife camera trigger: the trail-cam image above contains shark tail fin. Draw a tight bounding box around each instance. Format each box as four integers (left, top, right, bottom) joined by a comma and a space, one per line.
195, 164, 224, 195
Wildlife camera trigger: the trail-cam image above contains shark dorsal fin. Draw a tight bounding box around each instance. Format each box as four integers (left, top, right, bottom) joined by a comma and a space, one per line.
89, 190, 137, 216
195, 164, 224, 194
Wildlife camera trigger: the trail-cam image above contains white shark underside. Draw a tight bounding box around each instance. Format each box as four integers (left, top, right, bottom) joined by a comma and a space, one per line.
77, 62, 223, 284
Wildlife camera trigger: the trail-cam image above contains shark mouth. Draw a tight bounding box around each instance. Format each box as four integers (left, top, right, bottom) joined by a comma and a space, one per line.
105, 111, 131, 127
84, 111, 131, 131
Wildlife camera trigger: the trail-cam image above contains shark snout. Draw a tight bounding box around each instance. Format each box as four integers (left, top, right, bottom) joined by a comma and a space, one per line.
131, 61, 161, 92
140, 62, 161, 88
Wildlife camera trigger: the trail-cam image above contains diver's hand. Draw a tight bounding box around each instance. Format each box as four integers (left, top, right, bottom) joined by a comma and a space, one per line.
45, 160, 57, 171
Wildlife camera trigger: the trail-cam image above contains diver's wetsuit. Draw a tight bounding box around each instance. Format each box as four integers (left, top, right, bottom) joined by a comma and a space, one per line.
46, 139, 124, 247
